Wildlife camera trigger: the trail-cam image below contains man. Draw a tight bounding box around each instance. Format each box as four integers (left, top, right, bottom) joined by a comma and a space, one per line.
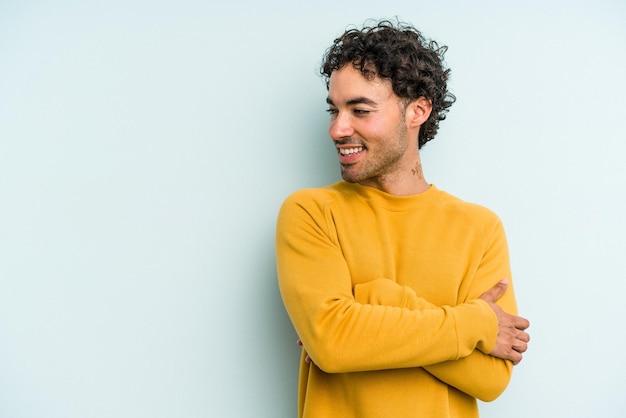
276, 19, 530, 418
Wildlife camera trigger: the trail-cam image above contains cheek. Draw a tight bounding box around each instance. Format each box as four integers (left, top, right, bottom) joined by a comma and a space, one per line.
366, 109, 405, 139
362, 119, 394, 140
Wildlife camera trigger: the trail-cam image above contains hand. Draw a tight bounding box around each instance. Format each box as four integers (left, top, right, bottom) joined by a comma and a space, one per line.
479, 279, 530, 365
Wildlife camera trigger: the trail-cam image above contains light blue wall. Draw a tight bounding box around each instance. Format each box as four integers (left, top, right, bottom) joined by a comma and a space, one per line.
1, 1, 625, 417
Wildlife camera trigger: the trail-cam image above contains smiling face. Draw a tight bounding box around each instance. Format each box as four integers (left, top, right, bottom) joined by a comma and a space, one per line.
326, 65, 417, 188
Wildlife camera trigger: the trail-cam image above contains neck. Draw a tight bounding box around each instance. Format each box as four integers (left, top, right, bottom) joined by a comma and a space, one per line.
359, 154, 429, 196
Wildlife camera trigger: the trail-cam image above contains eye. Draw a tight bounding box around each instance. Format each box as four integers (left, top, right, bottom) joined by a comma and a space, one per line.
326, 108, 338, 116
353, 109, 370, 115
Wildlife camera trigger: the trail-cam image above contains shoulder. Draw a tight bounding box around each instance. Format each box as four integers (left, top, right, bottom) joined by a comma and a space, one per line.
277, 182, 348, 221
280, 182, 352, 210
434, 188, 503, 229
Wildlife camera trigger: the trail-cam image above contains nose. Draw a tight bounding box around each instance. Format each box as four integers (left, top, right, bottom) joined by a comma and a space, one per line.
328, 111, 354, 141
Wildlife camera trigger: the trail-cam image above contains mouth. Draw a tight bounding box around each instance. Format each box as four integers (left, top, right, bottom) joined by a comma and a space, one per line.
337, 144, 365, 164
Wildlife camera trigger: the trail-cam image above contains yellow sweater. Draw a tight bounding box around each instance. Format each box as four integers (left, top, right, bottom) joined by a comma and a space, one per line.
276, 182, 518, 418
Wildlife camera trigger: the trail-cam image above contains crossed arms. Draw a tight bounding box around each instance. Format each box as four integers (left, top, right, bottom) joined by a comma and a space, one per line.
276, 192, 530, 401
352, 278, 529, 400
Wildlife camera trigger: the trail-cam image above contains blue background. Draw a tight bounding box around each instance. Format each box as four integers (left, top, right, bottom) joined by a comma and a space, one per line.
1, 1, 625, 417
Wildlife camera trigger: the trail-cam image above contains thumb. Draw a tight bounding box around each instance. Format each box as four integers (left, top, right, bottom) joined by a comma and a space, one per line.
479, 279, 509, 303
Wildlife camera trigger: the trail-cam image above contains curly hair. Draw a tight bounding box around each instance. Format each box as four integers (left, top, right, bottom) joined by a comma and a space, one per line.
321, 19, 456, 148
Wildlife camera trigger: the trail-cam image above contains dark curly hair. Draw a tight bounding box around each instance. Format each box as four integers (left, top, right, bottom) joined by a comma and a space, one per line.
321, 19, 456, 148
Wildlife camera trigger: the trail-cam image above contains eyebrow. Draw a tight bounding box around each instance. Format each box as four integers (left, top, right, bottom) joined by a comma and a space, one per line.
326, 96, 379, 107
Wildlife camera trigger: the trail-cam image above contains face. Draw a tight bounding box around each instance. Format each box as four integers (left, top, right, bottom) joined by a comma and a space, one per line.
326, 65, 414, 186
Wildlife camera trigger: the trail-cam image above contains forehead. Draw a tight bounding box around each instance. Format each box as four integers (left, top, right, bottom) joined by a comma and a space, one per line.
327, 65, 394, 103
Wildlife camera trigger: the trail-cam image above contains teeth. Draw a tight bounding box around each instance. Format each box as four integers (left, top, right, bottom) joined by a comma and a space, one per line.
339, 147, 362, 155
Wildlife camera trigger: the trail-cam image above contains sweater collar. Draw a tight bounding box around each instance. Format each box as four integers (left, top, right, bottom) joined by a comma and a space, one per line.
335, 181, 441, 210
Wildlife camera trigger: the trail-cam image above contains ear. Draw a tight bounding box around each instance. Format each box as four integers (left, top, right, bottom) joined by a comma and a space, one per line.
404, 97, 432, 129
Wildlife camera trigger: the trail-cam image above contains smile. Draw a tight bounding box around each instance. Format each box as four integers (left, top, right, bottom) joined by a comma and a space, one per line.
339, 146, 364, 155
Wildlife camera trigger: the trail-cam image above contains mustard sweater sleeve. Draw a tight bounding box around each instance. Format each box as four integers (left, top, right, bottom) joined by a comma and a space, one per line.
355, 280, 514, 401
423, 219, 517, 401
276, 191, 498, 373
353, 218, 516, 401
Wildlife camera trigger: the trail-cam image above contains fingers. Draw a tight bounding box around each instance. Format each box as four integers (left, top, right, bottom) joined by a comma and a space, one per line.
513, 315, 531, 331
490, 322, 531, 364
479, 278, 509, 303
490, 335, 526, 364
512, 339, 528, 355
490, 339, 523, 364
511, 328, 530, 354
494, 303, 530, 332
510, 351, 523, 366
509, 338, 528, 365
486, 300, 531, 364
